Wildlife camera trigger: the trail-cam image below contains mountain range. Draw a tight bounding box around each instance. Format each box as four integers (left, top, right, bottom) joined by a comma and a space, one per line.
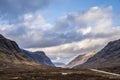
0, 33, 120, 69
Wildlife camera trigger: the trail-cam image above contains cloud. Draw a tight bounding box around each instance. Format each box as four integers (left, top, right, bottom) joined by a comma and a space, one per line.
0, 13, 53, 48
0, 0, 52, 20
26, 38, 109, 63
26, 6, 120, 63
0, 6, 120, 63
1, 6, 115, 48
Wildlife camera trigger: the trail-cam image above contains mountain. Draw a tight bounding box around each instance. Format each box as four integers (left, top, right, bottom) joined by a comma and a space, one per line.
65, 52, 96, 68
0, 34, 36, 66
0, 34, 53, 69
22, 50, 54, 66
74, 39, 120, 69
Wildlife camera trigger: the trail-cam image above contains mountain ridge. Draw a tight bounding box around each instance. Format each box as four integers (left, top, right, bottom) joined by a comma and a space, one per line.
74, 39, 120, 69
65, 52, 96, 68
22, 49, 54, 66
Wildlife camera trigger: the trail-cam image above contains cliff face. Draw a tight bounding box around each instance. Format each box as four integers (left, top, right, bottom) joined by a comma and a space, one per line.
74, 39, 120, 69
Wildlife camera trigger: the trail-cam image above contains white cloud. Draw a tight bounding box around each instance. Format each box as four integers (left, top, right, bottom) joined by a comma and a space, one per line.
0, 6, 120, 63
0, 14, 53, 48
26, 38, 106, 64
23, 14, 52, 31
26, 6, 120, 63
77, 26, 92, 35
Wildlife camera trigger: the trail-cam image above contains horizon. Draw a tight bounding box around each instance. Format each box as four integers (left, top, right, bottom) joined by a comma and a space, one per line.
0, 0, 120, 65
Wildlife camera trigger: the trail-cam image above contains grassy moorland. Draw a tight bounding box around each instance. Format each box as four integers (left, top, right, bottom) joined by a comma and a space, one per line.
0, 67, 120, 80
98, 66, 120, 74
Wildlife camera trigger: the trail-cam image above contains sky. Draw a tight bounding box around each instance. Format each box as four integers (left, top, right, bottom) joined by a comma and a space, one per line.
0, 0, 120, 64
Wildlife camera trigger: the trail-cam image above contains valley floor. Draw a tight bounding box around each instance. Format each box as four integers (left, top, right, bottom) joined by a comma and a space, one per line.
98, 66, 120, 74
0, 67, 120, 80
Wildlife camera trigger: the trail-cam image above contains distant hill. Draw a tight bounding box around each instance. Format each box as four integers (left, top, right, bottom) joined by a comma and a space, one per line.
65, 52, 96, 68
22, 50, 54, 66
74, 39, 120, 69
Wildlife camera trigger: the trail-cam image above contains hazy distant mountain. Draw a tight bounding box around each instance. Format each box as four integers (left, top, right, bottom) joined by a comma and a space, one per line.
22, 50, 54, 66
54, 62, 65, 67
74, 39, 120, 69
65, 52, 96, 68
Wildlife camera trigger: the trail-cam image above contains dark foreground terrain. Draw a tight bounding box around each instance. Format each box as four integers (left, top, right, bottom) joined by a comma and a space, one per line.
0, 67, 120, 80
99, 66, 120, 74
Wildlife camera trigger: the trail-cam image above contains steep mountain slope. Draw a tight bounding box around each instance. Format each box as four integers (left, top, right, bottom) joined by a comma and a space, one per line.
0, 34, 52, 69
65, 52, 96, 68
74, 39, 120, 69
22, 50, 54, 66
0, 34, 31, 64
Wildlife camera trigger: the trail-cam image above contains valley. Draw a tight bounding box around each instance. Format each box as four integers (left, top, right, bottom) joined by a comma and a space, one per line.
0, 34, 120, 80
0, 0, 120, 80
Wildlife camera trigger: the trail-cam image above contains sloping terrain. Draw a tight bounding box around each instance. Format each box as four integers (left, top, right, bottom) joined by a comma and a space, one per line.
0, 34, 52, 69
22, 50, 54, 66
0, 34, 31, 65
74, 39, 120, 69
65, 52, 96, 68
